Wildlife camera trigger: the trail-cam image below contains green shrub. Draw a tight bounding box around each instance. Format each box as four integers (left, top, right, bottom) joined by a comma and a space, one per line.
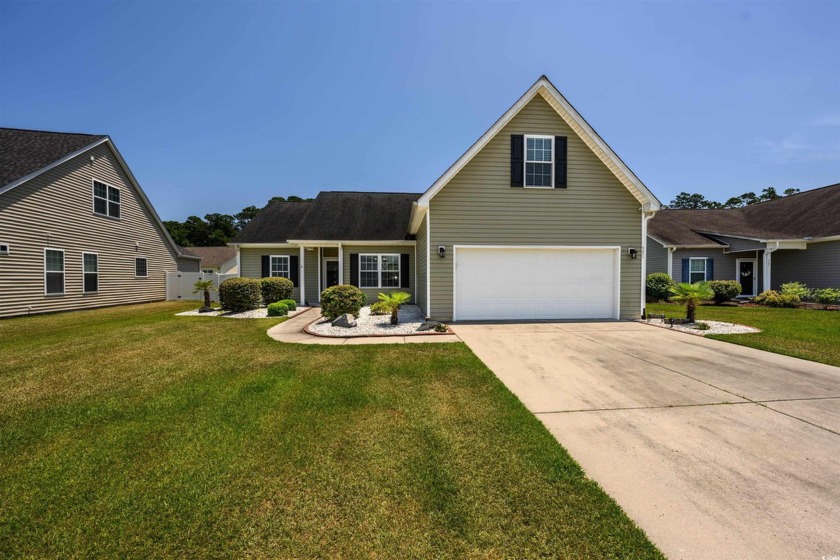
219, 278, 262, 312
693, 321, 711, 331
780, 281, 812, 301
267, 302, 289, 317
707, 280, 741, 304
754, 290, 800, 308
320, 284, 367, 320
277, 298, 296, 311
646, 273, 675, 302
812, 288, 840, 309
370, 301, 390, 315
261, 277, 294, 304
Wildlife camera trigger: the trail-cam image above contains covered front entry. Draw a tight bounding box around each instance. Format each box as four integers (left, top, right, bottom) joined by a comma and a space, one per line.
453, 246, 620, 321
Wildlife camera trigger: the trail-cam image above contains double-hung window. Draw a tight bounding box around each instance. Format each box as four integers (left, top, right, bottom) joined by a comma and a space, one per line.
135, 257, 148, 278
93, 180, 121, 218
83, 253, 99, 293
270, 255, 290, 278
524, 135, 553, 187
359, 254, 400, 288
45, 249, 65, 295
689, 258, 707, 284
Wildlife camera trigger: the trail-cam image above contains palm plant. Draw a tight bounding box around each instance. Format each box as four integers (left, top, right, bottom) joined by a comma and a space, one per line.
193, 279, 216, 312
377, 291, 411, 325
669, 281, 714, 323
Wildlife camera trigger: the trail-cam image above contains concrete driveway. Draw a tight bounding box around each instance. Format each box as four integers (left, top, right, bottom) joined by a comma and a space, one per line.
452, 321, 840, 560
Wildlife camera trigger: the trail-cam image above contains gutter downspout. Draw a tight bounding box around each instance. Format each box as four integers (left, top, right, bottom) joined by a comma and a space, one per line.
641, 210, 656, 318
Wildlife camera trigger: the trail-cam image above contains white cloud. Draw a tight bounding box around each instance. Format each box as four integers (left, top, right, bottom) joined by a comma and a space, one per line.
756, 133, 840, 163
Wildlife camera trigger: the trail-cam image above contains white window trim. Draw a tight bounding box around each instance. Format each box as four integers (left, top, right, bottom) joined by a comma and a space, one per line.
92, 178, 121, 219
270, 255, 290, 279
135, 257, 148, 278
524, 134, 554, 189
0, 242, 9, 255
82, 252, 99, 293
688, 257, 707, 284
44, 248, 65, 296
359, 253, 401, 289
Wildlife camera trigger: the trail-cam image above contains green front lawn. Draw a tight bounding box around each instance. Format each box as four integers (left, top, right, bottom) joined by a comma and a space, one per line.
0, 302, 660, 559
647, 302, 840, 367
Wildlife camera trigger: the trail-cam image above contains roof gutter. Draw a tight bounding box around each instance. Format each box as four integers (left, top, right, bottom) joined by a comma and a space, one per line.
407, 202, 428, 235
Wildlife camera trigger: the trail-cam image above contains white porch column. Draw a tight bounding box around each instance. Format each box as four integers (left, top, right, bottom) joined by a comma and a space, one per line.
338, 243, 343, 285
667, 247, 675, 278
762, 249, 774, 292
317, 247, 321, 300
299, 246, 305, 307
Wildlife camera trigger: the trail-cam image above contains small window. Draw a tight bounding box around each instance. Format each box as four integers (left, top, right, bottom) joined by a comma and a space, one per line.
202, 269, 215, 275
0, 243, 9, 255
270, 255, 290, 278
45, 249, 64, 295
689, 258, 707, 284
525, 135, 553, 187
359, 254, 400, 288
83, 253, 99, 293
93, 180, 120, 218
135, 257, 148, 278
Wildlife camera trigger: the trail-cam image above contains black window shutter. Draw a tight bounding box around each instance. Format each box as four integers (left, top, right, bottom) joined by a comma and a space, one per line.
511, 135, 524, 187
289, 255, 299, 287
261, 255, 270, 278
706, 259, 714, 281
554, 136, 567, 188
350, 254, 359, 286
400, 254, 410, 288
681, 259, 689, 283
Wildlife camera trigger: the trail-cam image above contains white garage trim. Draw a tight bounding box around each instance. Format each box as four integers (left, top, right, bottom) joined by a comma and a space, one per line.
452, 245, 621, 322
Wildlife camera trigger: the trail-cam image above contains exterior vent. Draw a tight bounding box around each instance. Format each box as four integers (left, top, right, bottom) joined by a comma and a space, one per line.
0, 243, 9, 255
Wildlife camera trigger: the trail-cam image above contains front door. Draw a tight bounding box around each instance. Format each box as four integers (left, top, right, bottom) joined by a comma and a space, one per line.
737, 259, 756, 296
325, 260, 339, 289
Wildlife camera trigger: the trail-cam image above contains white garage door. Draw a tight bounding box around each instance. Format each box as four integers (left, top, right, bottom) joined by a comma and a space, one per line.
454, 247, 619, 321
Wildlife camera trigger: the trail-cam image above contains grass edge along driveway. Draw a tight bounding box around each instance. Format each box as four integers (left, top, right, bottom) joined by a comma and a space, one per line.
647, 302, 840, 368
0, 302, 662, 559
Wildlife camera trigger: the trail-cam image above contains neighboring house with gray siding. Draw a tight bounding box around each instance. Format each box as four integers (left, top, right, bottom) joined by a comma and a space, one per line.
647, 183, 840, 296
231, 76, 662, 321
0, 128, 200, 318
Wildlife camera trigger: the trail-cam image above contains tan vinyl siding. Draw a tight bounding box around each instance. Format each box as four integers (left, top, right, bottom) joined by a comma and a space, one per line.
239, 247, 302, 303
428, 95, 643, 320
415, 214, 428, 314
0, 144, 180, 318
772, 240, 840, 290
342, 245, 416, 304
646, 237, 669, 275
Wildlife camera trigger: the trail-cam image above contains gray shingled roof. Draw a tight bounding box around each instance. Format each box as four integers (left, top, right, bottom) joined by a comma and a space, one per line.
649, 183, 840, 246
231, 191, 420, 243
0, 128, 107, 188
179, 246, 237, 267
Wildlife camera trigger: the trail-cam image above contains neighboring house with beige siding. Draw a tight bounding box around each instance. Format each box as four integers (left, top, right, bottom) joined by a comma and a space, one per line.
0, 128, 200, 318
647, 184, 840, 296
231, 76, 662, 321
179, 246, 237, 275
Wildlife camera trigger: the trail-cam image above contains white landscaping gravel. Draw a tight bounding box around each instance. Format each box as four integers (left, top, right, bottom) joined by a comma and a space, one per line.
643, 318, 760, 336
176, 306, 310, 319
308, 305, 438, 337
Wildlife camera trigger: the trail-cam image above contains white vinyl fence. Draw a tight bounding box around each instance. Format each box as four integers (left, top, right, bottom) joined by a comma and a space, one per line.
166, 272, 237, 301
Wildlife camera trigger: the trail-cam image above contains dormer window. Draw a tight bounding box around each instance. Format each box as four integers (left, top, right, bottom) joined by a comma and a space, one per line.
525, 135, 553, 187
93, 180, 120, 219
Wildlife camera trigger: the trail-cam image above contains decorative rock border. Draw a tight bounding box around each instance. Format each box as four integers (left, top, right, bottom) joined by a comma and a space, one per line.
176, 306, 310, 319
639, 318, 761, 336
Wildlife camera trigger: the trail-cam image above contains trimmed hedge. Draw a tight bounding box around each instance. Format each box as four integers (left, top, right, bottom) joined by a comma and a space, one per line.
707, 280, 741, 305
754, 290, 800, 308
780, 281, 812, 300
646, 273, 675, 302
267, 302, 289, 317
219, 278, 262, 312
261, 277, 294, 304
813, 288, 840, 309
320, 284, 366, 320
278, 298, 296, 311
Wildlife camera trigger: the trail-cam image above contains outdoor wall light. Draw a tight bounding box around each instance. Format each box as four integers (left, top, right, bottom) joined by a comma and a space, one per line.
628, 248, 638, 259
438, 246, 446, 258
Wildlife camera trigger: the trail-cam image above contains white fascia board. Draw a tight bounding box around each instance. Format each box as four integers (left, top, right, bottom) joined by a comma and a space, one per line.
286, 239, 416, 246
0, 137, 110, 195
407, 202, 427, 235
229, 242, 295, 248
416, 76, 661, 211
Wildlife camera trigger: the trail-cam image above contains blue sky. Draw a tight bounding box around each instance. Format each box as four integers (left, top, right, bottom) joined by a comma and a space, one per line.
2, 1, 838, 220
